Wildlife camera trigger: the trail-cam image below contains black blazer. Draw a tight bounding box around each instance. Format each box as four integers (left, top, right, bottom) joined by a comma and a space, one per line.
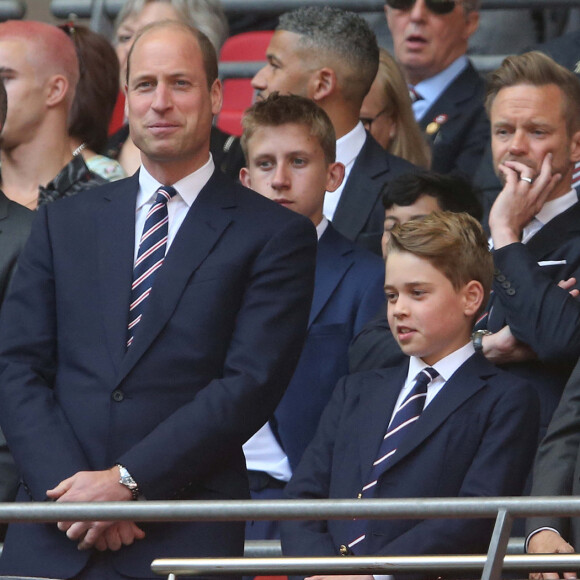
418, 61, 489, 179
0, 170, 317, 579
0, 191, 34, 306
484, 200, 580, 433
282, 353, 539, 580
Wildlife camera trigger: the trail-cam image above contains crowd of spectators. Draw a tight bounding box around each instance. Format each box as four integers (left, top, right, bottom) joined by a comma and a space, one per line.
0, 0, 578, 578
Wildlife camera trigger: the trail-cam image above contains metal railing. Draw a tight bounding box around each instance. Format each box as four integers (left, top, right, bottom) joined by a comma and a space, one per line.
49, 0, 580, 20
0, 1, 26, 20
0, 497, 579, 579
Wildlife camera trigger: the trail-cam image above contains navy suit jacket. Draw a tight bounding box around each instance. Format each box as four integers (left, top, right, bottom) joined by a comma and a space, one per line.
281, 353, 539, 579
484, 199, 580, 433
332, 133, 414, 256
274, 224, 385, 469
419, 61, 489, 179
0, 170, 317, 579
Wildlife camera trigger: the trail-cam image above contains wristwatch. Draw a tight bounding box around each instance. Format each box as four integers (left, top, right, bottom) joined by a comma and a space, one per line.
116, 463, 140, 500
472, 329, 492, 353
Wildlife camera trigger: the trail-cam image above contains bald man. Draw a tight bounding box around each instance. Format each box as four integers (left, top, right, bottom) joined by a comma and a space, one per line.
0, 20, 104, 210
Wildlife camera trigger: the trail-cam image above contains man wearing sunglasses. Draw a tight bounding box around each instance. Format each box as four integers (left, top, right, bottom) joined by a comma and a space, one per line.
385, 0, 489, 180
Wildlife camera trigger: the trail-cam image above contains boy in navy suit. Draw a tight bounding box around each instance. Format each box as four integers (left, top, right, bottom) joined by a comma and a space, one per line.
281, 211, 540, 579
240, 93, 385, 541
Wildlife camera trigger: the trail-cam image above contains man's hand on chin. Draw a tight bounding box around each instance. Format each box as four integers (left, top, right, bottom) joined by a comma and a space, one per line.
46, 467, 145, 550
489, 153, 562, 249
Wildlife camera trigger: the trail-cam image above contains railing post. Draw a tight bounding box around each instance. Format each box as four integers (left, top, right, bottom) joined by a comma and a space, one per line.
481, 508, 513, 580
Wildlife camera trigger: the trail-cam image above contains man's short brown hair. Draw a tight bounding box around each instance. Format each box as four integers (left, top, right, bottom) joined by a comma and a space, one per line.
126, 20, 218, 89
241, 92, 336, 165
485, 51, 580, 135
386, 211, 493, 319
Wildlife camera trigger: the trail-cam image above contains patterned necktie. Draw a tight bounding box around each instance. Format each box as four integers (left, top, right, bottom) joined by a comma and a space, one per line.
127, 185, 177, 348
409, 87, 423, 103
343, 366, 439, 555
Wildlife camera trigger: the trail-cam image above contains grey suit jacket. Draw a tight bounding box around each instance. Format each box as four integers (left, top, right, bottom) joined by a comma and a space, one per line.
528, 356, 580, 546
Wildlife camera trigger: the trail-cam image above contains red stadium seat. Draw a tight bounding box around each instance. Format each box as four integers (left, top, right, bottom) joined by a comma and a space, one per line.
217, 30, 274, 136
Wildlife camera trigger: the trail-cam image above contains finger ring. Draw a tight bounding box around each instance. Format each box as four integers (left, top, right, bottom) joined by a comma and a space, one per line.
520, 176, 533, 184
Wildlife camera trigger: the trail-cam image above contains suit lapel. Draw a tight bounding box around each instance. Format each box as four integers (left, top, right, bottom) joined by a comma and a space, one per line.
357, 365, 408, 485
332, 134, 390, 240
117, 171, 236, 383
525, 198, 580, 260
380, 354, 491, 474
96, 174, 139, 375
308, 225, 355, 326
419, 63, 482, 141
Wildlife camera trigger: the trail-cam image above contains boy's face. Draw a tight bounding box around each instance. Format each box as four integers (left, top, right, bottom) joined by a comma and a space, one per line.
240, 123, 344, 225
382, 194, 442, 258
385, 250, 482, 365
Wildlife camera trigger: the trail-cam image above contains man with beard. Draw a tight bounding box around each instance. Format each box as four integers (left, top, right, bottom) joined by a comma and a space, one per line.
476, 51, 580, 440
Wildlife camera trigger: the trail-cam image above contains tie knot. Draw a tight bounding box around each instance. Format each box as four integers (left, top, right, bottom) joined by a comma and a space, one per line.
409, 87, 423, 103
155, 186, 177, 205
414, 367, 439, 392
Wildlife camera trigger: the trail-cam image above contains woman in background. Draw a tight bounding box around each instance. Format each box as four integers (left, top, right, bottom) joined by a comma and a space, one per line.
66, 24, 126, 181
360, 48, 431, 169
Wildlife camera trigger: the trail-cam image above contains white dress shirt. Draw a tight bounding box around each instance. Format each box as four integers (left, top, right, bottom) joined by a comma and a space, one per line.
411, 56, 469, 122
134, 155, 214, 263
323, 122, 367, 221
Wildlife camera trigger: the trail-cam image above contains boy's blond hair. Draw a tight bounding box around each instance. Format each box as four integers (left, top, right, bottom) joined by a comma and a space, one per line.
241, 92, 336, 165
386, 211, 493, 319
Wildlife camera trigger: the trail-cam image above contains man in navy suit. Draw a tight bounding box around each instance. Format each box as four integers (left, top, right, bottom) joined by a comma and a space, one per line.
251, 6, 414, 256
239, 93, 385, 541
281, 211, 539, 574
385, 0, 488, 179
0, 21, 317, 579
477, 52, 580, 439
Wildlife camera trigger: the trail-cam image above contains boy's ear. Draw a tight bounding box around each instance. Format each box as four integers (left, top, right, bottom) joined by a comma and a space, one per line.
239, 167, 252, 189
462, 280, 485, 318
325, 162, 345, 193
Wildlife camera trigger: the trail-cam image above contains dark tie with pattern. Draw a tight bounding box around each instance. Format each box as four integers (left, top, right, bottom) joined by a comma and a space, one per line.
127, 185, 177, 348
343, 366, 439, 555
409, 87, 423, 103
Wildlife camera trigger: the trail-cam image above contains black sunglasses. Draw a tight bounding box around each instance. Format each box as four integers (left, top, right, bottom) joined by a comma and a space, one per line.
386, 0, 459, 15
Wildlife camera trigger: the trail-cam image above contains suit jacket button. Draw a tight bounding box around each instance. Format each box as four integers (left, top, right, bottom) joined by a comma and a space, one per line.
501, 281, 511, 289
506, 288, 516, 296
496, 274, 506, 282
112, 390, 124, 402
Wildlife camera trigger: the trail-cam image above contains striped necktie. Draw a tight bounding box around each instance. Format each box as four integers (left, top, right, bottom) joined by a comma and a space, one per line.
127, 185, 177, 348
343, 367, 439, 555
409, 87, 423, 103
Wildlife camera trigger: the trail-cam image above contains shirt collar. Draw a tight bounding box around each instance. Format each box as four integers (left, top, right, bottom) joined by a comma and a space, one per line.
407, 341, 475, 384
137, 154, 215, 210
413, 55, 469, 107
335, 121, 367, 168
534, 188, 578, 227
315, 216, 329, 241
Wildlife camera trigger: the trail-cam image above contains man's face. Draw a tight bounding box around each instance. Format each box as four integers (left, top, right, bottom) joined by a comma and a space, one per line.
385, 0, 478, 85
251, 31, 315, 101
382, 194, 442, 258
115, 1, 181, 88
126, 26, 222, 177
385, 250, 476, 366
239, 122, 343, 225
0, 39, 48, 151
491, 83, 580, 201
